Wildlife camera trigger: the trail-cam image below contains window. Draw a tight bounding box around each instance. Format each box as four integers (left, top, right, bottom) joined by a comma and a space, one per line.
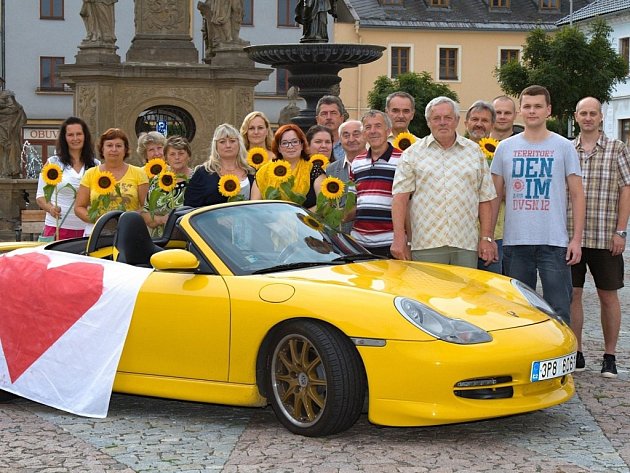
243, 0, 253, 26
40, 57, 64, 91
135, 105, 196, 141
621, 119, 630, 147
499, 48, 520, 66
40, 0, 63, 19
429, 0, 450, 7
620, 38, 630, 75
276, 68, 291, 96
490, 0, 510, 8
539, 0, 559, 10
391, 47, 411, 78
438, 47, 459, 81
278, 0, 298, 27
381, 0, 404, 5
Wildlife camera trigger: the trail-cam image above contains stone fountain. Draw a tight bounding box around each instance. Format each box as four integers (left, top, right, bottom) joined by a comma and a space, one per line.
245, 4, 384, 130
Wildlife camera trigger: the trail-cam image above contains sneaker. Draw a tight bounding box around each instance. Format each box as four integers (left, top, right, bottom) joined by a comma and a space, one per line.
601, 354, 618, 378
575, 351, 586, 372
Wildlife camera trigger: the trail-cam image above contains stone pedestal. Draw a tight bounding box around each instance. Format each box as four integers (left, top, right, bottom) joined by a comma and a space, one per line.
0, 179, 38, 241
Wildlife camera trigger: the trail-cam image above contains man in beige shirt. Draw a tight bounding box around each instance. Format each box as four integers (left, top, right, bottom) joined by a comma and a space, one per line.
391, 96, 497, 267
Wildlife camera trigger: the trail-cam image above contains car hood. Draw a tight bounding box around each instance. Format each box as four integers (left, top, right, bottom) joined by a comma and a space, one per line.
265, 259, 552, 331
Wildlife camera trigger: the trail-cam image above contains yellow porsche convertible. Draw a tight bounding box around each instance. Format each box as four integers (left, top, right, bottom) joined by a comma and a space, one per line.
0, 201, 576, 436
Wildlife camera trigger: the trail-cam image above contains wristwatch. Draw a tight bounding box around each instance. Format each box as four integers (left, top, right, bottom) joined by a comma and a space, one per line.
480, 236, 493, 243
615, 230, 627, 238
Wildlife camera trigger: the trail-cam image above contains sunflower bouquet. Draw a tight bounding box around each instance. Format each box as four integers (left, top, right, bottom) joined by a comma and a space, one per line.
144, 158, 181, 218
218, 174, 245, 202
263, 160, 306, 206
87, 169, 124, 222
40, 161, 77, 239
479, 137, 499, 165
315, 176, 356, 231
392, 132, 416, 151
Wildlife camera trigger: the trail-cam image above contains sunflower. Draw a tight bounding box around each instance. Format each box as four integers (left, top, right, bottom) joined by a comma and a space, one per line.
158, 171, 177, 192
298, 213, 324, 232
41, 162, 63, 186
269, 160, 292, 183
309, 153, 330, 170
93, 170, 117, 195
144, 158, 167, 178
392, 132, 416, 151
321, 176, 345, 200
218, 174, 241, 198
479, 137, 499, 160
247, 147, 269, 170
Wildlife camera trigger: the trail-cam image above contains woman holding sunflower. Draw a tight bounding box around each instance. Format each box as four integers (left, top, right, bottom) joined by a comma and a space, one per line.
184, 124, 254, 207
306, 125, 333, 165
250, 124, 326, 211
141, 135, 193, 232
75, 128, 149, 235
35, 117, 100, 240
136, 131, 167, 163
240, 111, 276, 160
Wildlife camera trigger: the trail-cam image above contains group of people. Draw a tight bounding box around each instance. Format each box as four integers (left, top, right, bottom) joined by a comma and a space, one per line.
36, 86, 629, 378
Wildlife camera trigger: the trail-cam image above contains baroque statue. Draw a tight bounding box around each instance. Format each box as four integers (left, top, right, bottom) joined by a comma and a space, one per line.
295, 0, 337, 43
80, 0, 117, 45
197, 0, 245, 61
0, 91, 27, 178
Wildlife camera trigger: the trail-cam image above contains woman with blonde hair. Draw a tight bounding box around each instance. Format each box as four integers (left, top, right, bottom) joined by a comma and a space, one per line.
184, 123, 254, 207
240, 111, 276, 159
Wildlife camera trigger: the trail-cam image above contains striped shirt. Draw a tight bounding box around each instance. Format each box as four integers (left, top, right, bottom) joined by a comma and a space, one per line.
349, 143, 402, 247
569, 133, 630, 249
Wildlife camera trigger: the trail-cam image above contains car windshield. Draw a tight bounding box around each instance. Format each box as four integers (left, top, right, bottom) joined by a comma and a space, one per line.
190, 202, 374, 275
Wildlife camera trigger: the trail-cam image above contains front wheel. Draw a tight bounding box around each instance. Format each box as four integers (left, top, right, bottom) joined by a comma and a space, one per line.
265, 320, 366, 437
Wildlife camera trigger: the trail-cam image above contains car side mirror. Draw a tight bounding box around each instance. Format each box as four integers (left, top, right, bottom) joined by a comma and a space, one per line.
150, 249, 200, 271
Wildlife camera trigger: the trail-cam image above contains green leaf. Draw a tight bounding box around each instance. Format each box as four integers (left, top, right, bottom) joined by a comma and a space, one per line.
43, 184, 55, 202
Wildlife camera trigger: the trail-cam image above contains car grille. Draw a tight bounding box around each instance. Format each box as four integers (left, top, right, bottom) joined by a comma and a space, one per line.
453, 376, 513, 400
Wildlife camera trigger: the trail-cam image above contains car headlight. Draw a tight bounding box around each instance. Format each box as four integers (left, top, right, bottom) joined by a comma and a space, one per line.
511, 279, 563, 323
394, 297, 492, 344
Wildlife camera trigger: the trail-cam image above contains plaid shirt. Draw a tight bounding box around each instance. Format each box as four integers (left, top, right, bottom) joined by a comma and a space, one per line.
570, 133, 630, 249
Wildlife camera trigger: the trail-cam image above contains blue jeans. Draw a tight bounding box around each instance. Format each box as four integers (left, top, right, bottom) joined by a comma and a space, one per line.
477, 239, 503, 274
503, 245, 572, 325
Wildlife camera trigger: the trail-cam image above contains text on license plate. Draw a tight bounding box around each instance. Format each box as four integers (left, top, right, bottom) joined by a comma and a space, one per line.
531, 352, 576, 382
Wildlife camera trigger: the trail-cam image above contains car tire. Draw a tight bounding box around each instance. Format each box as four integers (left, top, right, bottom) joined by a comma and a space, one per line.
265, 320, 366, 437
0, 390, 16, 403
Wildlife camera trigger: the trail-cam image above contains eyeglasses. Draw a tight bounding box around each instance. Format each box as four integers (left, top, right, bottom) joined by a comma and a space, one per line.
280, 139, 301, 148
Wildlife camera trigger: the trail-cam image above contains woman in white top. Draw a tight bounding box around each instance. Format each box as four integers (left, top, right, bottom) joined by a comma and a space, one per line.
36, 117, 99, 240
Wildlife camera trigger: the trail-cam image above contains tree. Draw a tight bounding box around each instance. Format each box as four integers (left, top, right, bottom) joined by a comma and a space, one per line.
367, 72, 458, 138
495, 18, 627, 136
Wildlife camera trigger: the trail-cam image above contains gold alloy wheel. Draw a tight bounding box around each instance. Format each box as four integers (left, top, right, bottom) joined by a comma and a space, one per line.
266, 320, 366, 437
271, 333, 327, 427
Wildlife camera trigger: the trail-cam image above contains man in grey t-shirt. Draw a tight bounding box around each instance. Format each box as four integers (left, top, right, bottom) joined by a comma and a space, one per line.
490, 85, 585, 325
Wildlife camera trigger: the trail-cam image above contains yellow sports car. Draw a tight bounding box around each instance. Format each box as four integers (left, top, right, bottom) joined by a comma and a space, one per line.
0, 201, 576, 437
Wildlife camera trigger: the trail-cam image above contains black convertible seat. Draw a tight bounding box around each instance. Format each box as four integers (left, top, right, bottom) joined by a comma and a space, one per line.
114, 211, 163, 266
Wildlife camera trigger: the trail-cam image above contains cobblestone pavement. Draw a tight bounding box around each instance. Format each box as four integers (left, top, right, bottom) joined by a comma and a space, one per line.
2, 253, 629, 473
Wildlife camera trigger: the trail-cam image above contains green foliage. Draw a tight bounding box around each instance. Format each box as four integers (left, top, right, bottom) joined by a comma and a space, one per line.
367, 72, 459, 137
495, 18, 627, 136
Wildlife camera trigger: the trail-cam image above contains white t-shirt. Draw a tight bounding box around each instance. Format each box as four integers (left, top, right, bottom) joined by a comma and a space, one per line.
490, 132, 581, 247
36, 155, 99, 231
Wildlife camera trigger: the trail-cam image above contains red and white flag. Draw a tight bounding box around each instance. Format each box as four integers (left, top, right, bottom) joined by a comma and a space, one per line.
0, 247, 152, 417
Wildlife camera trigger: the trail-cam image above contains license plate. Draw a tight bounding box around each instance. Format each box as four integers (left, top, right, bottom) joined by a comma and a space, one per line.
531, 352, 576, 382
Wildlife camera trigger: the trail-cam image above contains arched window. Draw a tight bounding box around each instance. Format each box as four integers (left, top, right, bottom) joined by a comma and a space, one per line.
135, 105, 196, 141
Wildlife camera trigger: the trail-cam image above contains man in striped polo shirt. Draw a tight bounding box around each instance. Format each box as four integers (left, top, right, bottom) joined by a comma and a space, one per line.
348, 110, 403, 257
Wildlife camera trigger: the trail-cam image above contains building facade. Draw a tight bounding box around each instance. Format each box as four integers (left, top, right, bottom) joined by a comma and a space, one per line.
335, 0, 593, 126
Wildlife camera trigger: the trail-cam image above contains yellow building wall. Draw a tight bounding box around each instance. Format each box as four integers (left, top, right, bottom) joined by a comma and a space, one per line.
335, 23, 526, 132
